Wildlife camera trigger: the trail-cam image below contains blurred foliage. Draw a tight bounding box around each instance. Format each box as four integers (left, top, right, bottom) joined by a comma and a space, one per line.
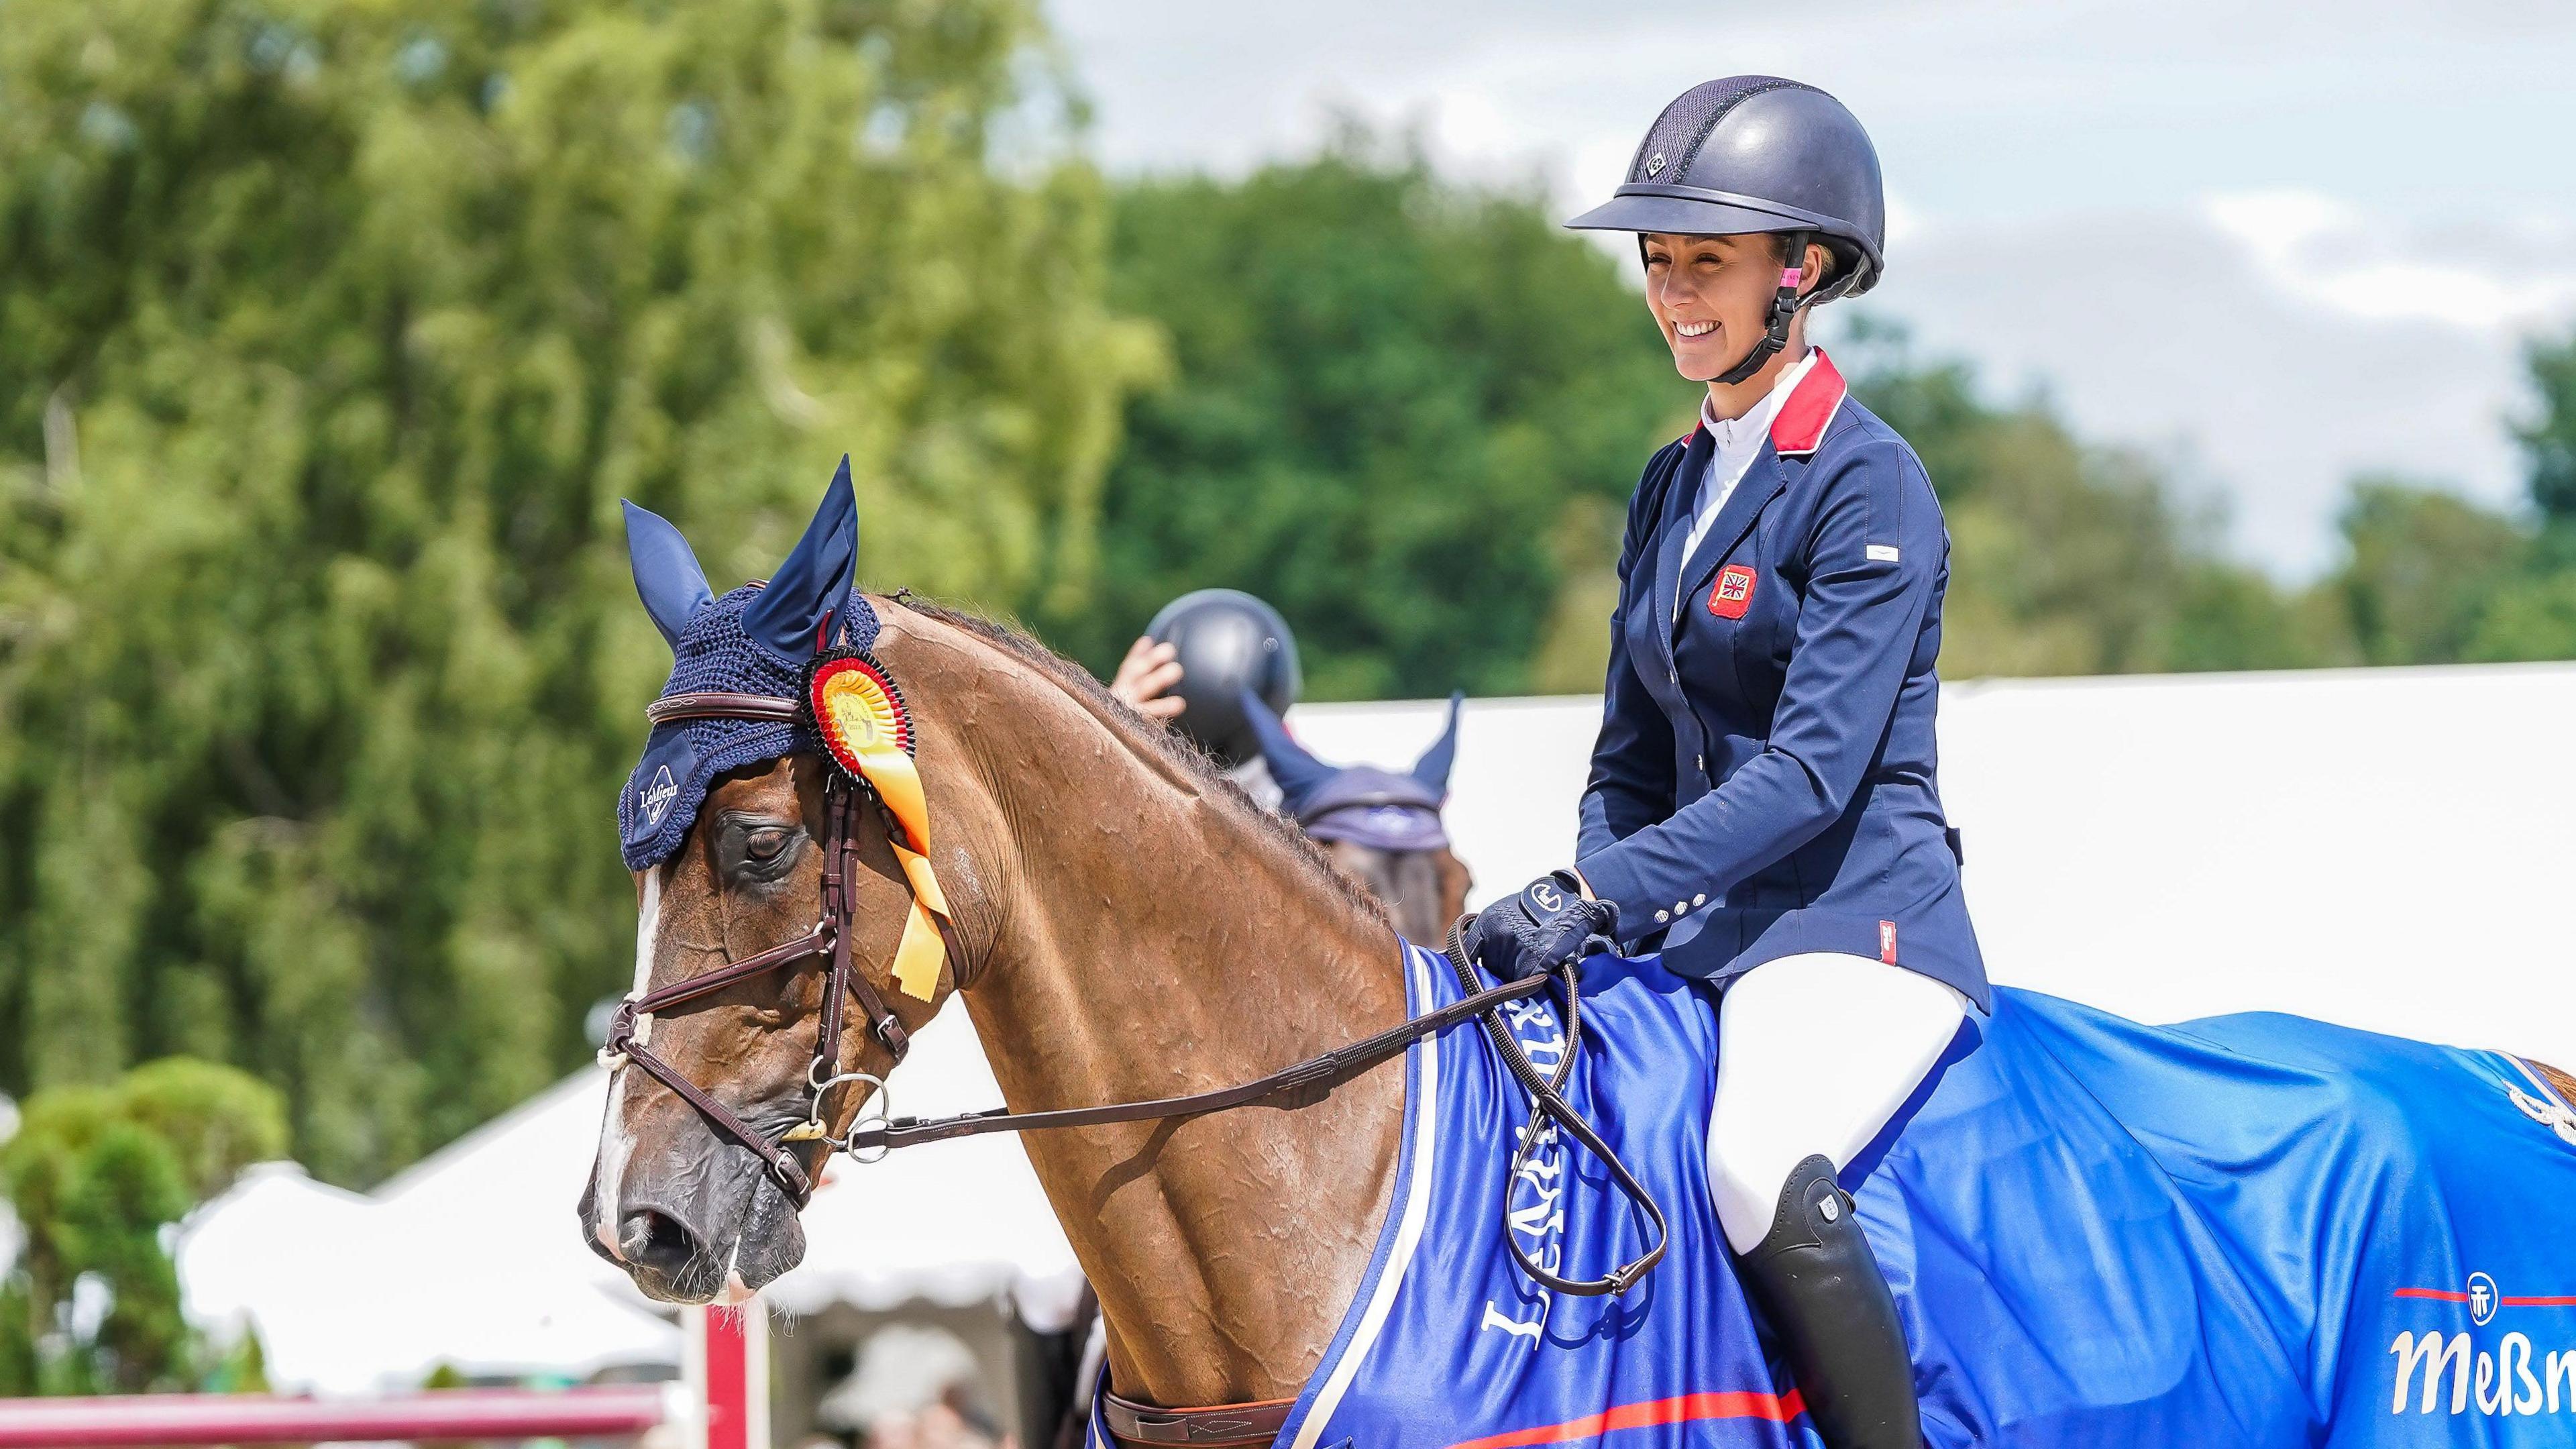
1841, 323, 2281, 677
1065, 151, 2576, 699
0, 1057, 283, 1393
1847, 323, 2576, 678
0, 0, 1150, 1184
1042, 131, 1684, 700
2521, 332, 2576, 527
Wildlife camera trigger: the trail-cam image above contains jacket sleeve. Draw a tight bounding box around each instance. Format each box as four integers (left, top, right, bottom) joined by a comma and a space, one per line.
1576, 447, 1682, 862
1576, 439, 1941, 935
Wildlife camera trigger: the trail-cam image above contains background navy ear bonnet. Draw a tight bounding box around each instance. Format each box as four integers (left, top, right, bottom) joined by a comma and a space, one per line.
1241, 689, 1462, 853
616, 460, 873, 871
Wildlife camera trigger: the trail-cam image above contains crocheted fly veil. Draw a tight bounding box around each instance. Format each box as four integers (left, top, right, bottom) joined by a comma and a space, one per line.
1239, 688, 1462, 852
617, 459, 877, 871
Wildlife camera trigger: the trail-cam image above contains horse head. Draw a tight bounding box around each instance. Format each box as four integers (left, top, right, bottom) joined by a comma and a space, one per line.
1241, 689, 1472, 945
581, 463, 1408, 1394
582, 462, 961, 1303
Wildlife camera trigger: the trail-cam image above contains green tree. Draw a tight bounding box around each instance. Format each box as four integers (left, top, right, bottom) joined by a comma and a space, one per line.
1048, 132, 1682, 699
2328, 476, 2530, 665
0, 0, 1148, 1183
0, 1057, 285, 1394
2519, 331, 2576, 527
1837, 322, 2327, 677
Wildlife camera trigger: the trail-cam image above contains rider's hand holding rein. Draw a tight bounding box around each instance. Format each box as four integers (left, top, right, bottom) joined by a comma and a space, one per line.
1465, 870, 1618, 983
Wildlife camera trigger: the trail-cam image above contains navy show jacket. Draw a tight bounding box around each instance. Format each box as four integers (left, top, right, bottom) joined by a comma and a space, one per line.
1575, 350, 1990, 1010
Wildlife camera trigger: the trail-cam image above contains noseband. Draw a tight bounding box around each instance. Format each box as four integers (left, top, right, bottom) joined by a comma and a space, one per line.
598, 690, 928, 1207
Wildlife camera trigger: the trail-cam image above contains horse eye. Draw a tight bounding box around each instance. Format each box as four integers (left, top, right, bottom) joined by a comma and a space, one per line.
745, 828, 790, 862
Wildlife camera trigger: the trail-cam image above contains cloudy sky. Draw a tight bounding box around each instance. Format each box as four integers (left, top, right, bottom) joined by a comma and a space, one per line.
1044, 0, 2576, 575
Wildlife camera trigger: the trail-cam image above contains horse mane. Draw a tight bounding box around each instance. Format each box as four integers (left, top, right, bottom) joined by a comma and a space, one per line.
892, 598, 1392, 929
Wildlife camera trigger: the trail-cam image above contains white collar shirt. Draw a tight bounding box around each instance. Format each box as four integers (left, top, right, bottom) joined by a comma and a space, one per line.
1675, 350, 1817, 621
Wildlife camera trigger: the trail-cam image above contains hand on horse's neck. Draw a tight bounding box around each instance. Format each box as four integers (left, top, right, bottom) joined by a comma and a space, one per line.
881, 610, 1409, 1407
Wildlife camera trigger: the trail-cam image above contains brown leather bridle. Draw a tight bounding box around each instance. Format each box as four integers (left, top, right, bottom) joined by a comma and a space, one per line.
598, 690, 926, 1208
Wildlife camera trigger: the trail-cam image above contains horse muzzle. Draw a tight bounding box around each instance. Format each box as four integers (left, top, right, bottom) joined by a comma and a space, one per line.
581, 1131, 809, 1305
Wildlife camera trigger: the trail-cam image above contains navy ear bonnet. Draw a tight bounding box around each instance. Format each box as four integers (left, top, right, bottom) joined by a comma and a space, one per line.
616, 460, 875, 871
1240, 688, 1462, 854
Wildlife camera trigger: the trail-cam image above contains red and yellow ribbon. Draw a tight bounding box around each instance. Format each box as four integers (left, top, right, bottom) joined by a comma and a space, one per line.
811, 654, 953, 1002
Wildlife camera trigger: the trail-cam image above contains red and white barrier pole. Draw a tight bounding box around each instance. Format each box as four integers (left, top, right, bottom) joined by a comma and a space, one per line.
678, 1299, 769, 1449
0, 1385, 667, 1448
0, 1296, 768, 1448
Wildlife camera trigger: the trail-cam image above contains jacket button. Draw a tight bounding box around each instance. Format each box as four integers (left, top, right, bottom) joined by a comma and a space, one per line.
1654, 909, 1670, 924
1673, 900, 1688, 916
1693, 893, 1707, 907
1667, 667, 1678, 685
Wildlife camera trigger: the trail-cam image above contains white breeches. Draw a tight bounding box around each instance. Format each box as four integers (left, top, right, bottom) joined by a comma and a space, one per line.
1707, 952, 1970, 1254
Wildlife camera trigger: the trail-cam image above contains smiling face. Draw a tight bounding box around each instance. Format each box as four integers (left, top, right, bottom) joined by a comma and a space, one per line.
1641, 231, 1828, 385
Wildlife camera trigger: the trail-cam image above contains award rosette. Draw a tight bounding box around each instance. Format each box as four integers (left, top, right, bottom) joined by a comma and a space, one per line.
806, 649, 951, 1000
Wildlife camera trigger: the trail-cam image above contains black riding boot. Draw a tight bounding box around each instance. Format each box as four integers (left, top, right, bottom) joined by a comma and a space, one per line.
1735, 1155, 1922, 1449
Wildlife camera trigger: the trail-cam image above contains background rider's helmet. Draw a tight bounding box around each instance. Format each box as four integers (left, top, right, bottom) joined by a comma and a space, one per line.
1144, 588, 1301, 768
1565, 76, 1885, 382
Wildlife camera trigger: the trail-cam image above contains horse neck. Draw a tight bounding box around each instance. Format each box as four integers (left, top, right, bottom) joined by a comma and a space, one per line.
881, 610, 1410, 1407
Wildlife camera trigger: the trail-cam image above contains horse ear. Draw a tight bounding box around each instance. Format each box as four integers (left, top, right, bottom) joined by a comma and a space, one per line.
1239, 686, 1337, 816
742, 456, 858, 659
1409, 691, 1464, 797
622, 500, 714, 651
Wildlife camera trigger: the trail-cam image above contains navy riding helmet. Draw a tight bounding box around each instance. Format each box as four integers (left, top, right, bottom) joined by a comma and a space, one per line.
1566, 76, 1886, 383
1144, 588, 1301, 769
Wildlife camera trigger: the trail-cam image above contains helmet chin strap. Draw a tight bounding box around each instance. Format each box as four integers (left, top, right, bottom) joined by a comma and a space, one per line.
1713, 229, 1813, 386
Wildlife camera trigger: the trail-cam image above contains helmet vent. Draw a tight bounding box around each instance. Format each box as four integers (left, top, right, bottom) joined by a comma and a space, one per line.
1628, 76, 1817, 185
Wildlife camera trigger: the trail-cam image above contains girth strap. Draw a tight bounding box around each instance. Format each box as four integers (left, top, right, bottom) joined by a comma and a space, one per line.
1100, 1391, 1295, 1447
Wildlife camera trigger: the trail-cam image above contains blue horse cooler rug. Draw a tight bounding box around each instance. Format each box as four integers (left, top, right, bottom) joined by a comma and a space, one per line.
1092, 944, 2576, 1448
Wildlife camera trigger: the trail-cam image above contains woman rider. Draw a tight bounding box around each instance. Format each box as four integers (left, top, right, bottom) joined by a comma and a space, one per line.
1465, 78, 1987, 1449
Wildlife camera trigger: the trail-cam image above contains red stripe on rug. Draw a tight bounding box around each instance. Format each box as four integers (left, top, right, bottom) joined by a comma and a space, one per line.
1442, 1389, 1806, 1449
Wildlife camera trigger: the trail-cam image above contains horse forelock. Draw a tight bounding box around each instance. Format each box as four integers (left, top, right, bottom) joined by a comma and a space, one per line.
885, 599, 1391, 930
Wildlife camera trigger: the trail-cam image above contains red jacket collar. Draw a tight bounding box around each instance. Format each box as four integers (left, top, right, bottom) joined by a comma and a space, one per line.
1678, 347, 1849, 457
1768, 346, 1847, 458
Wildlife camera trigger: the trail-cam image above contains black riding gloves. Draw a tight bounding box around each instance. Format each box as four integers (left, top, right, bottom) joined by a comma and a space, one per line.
1466, 871, 1619, 983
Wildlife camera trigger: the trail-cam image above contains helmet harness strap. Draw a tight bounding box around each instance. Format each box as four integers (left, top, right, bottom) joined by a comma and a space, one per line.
1713, 229, 1814, 386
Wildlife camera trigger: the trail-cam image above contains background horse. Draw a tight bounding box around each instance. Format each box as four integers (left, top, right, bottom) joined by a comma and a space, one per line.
1240, 689, 1470, 946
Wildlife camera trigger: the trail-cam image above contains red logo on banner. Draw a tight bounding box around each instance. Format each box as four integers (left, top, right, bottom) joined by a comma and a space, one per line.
1878, 920, 1898, 965
1709, 566, 1758, 620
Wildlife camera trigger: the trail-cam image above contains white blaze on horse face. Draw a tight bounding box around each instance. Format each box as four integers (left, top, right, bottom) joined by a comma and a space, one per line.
593, 867, 664, 1252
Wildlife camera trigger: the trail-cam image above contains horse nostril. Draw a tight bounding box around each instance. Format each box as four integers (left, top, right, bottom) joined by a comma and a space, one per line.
619, 1207, 703, 1275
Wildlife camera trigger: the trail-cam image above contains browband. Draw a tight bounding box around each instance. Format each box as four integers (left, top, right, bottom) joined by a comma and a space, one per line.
646, 691, 801, 726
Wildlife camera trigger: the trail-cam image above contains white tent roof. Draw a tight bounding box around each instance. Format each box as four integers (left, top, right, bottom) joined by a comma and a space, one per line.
178, 659, 2576, 1388
175, 1006, 1080, 1393
1291, 659, 2576, 1068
